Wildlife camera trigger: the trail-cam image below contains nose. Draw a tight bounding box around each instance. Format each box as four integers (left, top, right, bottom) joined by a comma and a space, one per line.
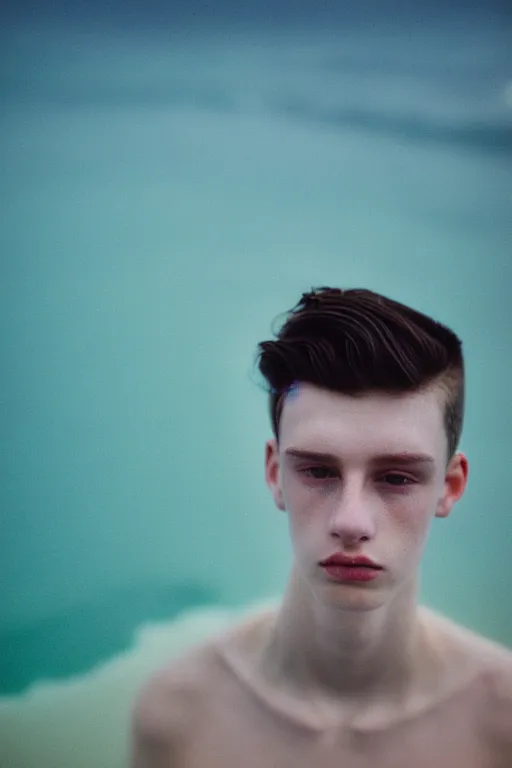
328, 484, 377, 545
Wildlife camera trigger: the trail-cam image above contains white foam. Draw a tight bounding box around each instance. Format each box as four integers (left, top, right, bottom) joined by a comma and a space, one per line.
0, 597, 278, 768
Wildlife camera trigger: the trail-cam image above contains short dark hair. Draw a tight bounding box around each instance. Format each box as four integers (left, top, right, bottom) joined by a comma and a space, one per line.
255, 287, 465, 462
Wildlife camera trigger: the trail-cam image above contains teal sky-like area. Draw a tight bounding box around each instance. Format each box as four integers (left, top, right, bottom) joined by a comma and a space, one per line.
1, 18, 511, 694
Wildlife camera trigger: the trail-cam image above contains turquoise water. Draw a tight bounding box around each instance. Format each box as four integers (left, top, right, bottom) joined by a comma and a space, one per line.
1, 14, 511, 768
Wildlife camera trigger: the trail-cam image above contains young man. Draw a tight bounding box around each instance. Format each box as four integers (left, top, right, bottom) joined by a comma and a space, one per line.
131, 287, 512, 767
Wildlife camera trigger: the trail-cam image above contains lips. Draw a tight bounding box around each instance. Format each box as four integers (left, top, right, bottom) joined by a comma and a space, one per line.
320, 554, 382, 569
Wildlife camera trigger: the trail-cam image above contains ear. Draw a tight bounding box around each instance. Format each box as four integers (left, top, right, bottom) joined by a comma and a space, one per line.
435, 452, 469, 519
265, 439, 286, 511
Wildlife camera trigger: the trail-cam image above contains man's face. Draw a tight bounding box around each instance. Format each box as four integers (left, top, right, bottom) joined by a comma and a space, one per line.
265, 382, 468, 610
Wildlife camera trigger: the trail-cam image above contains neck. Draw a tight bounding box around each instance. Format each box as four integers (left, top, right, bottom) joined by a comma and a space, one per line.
263, 565, 428, 707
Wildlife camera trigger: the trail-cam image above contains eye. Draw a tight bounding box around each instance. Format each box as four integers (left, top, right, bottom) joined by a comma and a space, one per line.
382, 473, 414, 486
297, 468, 416, 487
299, 466, 337, 480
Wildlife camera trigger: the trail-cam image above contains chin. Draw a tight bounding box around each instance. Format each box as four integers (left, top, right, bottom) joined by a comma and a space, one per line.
316, 585, 388, 612
313, 582, 389, 613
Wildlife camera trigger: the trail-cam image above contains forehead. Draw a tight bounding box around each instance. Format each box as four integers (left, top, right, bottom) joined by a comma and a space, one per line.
279, 383, 446, 458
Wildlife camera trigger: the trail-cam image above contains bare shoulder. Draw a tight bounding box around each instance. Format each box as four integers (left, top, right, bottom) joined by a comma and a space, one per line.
130, 642, 212, 766
130, 607, 275, 765
131, 644, 211, 742
467, 629, 512, 759
421, 606, 512, 748
469, 631, 512, 746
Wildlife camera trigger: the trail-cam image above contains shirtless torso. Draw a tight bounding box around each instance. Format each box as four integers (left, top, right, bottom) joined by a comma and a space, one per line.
131, 606, 512, 768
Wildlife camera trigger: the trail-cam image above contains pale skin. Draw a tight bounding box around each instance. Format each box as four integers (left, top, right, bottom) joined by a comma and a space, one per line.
131, 383, 512, 767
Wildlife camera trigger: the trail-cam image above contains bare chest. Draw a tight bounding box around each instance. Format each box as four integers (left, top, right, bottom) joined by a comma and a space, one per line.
178, 697, 505, 768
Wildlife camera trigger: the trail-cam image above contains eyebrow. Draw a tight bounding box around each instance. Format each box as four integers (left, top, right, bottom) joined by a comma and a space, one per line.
283, 448, 436, 465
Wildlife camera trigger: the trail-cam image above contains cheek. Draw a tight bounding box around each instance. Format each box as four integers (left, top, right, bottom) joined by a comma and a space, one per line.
286, 503, 315, 535
282, 481, 320, 520
283, 495, 321, 549
385, 500, 436, 559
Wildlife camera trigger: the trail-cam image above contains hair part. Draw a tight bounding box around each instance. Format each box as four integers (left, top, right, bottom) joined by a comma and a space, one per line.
255, 287, 465, 462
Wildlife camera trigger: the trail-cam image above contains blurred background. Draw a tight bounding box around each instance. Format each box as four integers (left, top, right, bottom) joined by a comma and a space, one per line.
1, 0, 511, 765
